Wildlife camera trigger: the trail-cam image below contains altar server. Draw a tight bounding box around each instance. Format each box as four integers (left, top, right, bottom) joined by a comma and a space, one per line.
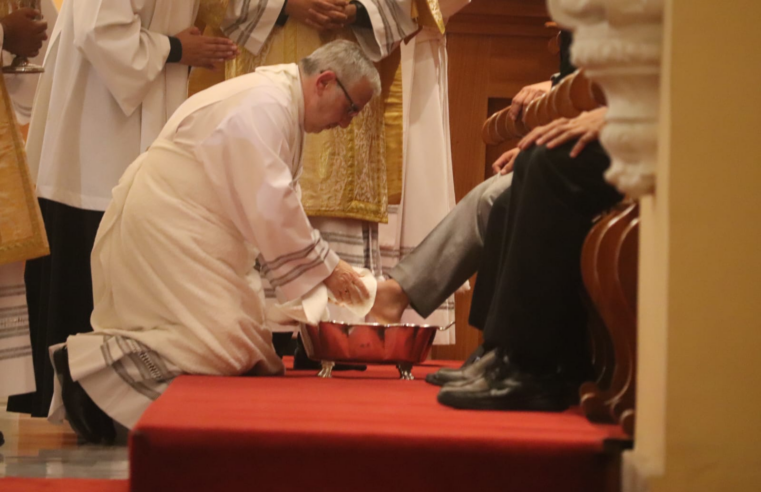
50, 41, 378, 444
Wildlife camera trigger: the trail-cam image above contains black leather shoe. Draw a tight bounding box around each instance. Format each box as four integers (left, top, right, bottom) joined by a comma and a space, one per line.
52, 346, 116, 445
292, 336, 367, 372
425, 348, 500, 386
437, 358, 571, 412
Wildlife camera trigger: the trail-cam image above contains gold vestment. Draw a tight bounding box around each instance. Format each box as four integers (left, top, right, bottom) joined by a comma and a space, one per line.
0, 74, 49, 265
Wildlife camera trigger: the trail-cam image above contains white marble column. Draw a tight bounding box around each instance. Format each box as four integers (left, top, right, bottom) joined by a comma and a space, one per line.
546, 0, 664, 198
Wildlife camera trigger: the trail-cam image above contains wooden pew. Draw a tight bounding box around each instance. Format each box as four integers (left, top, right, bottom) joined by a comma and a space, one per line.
481, 72, 637, 436
482, 69, 605, 144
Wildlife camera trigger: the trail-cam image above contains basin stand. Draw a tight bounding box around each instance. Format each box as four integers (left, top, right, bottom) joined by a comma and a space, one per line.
396, 363, 414, 380
317, 361, 415, 380
318, 361, 335, 378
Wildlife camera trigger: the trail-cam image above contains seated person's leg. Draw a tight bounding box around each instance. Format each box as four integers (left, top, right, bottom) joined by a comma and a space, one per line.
372, 173, 512, 322
425, 151, 527, 385
439, 140, 623, 411
467, 161, 526, 333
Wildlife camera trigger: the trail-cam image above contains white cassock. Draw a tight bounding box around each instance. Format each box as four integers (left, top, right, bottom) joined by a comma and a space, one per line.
379, 0, 471, 344
26, 0, 199, 211
54, 64, 340, 429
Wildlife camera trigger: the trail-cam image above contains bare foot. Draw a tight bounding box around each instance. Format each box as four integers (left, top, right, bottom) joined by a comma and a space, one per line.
370, 279, 409, 323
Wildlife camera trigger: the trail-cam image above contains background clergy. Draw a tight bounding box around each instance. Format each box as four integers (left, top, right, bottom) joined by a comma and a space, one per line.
50, 41, 379, 444
9, 0, 240, 418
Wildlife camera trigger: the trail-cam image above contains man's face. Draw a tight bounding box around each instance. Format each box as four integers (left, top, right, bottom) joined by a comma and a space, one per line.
305, 71, 375, 133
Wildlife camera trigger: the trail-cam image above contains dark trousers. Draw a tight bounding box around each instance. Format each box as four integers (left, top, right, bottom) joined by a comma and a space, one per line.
469, 141, 623, 379
7, 198, 104, 417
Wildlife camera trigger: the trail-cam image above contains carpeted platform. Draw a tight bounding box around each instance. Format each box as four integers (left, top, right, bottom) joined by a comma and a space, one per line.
130, 360, 629, 492
0, 478, 128, 491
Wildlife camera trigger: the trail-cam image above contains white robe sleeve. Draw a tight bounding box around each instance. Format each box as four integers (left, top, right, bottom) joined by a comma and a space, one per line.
71, 0, 171, 117
222, 0, 285, 56
352, 0, 418, 61
193, 98, 339, 302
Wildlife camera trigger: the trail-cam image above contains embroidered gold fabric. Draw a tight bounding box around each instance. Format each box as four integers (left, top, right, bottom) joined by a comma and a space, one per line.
0, 75, 49, 265
384, 54, 403, 206
196, 0, 228, 28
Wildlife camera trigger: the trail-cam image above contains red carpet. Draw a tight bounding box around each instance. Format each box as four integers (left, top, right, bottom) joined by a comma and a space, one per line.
131, 361, 629, 492
0, 478, 127, 491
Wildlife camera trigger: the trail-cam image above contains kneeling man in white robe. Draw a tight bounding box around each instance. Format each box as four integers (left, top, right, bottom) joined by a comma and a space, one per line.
49, 40, 380, 444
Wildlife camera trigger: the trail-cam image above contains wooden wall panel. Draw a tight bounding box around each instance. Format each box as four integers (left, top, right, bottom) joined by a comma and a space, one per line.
432, 0, 558, 361
431, 34, 492, 361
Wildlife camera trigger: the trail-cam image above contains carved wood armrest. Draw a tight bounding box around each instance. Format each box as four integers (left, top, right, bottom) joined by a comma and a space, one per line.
482, 70, 605, 145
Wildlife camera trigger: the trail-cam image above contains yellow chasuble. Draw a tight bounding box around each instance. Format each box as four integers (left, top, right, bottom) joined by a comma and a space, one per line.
191, 0, 444, 222
0, 75, 49, 265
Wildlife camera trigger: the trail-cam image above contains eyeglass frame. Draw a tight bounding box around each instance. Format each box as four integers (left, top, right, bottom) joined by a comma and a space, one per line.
334, 76, 360, 116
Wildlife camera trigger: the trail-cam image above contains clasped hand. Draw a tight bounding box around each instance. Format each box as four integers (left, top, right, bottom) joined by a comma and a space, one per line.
286, 0, 354, 31
518, 107, 608, 158
1, 8, 47, 58
174, 27, 239, 70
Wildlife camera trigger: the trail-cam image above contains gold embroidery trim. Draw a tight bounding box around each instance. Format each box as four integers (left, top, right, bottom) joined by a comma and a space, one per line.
0, 75, 49, 264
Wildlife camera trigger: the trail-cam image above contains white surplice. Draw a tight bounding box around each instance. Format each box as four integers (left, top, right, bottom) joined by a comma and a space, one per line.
82, 64, 338, 379
26, 0, 199, 212
379, 0, 471, 344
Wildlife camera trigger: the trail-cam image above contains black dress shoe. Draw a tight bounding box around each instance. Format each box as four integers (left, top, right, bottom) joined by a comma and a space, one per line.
425, 348, 500, 387
292, 336, 367, 372
52, 346, 116, 445
437, 358, 571, 412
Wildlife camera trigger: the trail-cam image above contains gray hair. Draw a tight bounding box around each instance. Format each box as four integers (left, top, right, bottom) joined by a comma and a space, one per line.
300, 40, 381, 97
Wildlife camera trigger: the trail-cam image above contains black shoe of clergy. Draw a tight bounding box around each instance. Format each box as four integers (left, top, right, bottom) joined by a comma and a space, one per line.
436, 355, 571, 412
424, 348, 500, 387
52, 346, 116, 445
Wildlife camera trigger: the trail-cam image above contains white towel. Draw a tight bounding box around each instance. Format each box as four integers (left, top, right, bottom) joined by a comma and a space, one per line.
266, 268, 377, 326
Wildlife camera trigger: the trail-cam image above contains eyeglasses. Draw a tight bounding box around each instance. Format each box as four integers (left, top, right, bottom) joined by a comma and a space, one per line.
335, 76, 360, 116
